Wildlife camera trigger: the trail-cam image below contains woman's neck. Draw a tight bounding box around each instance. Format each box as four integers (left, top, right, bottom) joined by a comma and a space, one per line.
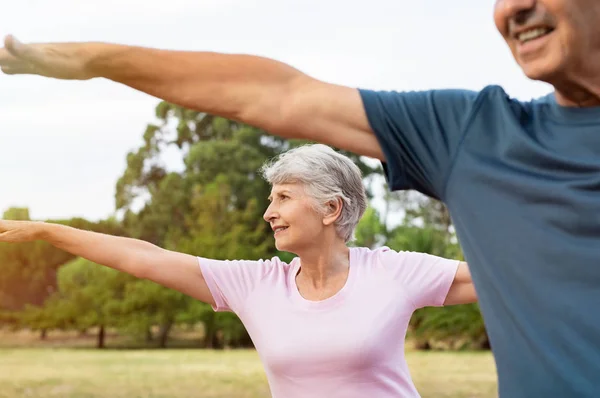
296, 240, 349, 289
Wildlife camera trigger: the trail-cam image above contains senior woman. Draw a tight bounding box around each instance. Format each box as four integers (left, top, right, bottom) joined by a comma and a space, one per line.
0, 144, 476, 398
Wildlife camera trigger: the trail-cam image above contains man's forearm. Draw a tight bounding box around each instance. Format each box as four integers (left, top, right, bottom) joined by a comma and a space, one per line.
39, 222, 157, 278
84, 44, 306, 131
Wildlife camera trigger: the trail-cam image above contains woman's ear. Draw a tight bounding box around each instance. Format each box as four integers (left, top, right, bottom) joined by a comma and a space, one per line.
323, 198, 343, 226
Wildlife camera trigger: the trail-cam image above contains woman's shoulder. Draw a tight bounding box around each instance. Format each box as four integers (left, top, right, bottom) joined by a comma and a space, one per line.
349, 245, 395, 260
255, 255, 299, 280
349, 246, 432, 269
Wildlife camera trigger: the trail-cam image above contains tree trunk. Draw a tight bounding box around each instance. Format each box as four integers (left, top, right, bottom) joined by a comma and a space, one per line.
146, 327, 154, 343
414, 339, 431, 350
40, 329, 47, 340
474, 333, 491, 350
242, 331, 254, 348
97, 325, 105, 349
203, 323, 219, 349
157, 321, 173, 348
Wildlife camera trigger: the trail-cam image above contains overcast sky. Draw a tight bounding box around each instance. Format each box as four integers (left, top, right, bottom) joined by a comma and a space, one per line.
0, 0, 551, 222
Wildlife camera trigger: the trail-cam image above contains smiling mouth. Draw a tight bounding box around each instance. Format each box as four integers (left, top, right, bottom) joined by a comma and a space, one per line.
515, 27, 554, 43
274, 227, 289, 234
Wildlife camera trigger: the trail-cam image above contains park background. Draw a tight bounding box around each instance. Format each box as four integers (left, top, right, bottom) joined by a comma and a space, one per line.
1, 1, 552, 397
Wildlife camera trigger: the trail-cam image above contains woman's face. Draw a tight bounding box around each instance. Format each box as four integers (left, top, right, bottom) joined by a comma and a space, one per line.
263, 182, 327, 253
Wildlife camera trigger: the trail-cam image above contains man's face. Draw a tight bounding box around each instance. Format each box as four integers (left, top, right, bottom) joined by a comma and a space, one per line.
494, 0, 600, 83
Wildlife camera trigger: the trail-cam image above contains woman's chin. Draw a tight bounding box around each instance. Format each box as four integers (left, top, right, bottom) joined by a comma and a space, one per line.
275, 243, 289, 252
275, 238, 295, 253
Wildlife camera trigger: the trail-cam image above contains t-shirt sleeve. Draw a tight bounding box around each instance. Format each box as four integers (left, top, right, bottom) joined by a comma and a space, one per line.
379, 248, 459, 309
358, 88, 480, 200
197, 257, 273, 314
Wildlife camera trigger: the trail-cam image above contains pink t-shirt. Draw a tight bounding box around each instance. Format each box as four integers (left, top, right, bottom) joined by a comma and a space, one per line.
198, 246, 459, 398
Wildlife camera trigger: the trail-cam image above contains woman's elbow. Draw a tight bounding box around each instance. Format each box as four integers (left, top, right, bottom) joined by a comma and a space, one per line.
444, 283, 478, 306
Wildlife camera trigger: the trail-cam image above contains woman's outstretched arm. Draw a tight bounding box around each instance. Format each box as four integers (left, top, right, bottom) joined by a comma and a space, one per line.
0, 220, 215, 305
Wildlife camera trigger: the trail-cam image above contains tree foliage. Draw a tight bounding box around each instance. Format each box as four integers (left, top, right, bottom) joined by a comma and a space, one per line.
1, 105, 486, 350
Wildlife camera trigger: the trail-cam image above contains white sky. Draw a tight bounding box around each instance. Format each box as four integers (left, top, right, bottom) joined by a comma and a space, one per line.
0, 0, 552, 222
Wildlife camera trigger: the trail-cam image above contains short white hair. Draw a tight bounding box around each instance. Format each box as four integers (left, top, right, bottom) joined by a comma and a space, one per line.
260, 144, 367, 242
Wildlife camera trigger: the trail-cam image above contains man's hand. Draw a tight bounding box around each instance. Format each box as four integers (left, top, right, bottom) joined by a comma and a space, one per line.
0, 219, 46, 243
0, 35, 96, 80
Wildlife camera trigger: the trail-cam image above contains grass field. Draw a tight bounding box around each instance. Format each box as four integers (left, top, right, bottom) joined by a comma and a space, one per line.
0, 328, 498, 397
0, 348, 498, 398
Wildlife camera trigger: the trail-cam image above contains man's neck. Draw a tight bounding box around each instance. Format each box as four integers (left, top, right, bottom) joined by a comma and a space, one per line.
554, 89, 600, 107
551, 72, 600, 107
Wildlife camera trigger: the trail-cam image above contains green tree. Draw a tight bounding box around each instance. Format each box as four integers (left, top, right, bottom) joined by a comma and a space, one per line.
174, 178, 272, 348
385, 212, 487, 350
43, 257, 133, 348
3, 207, 30, 221
353, 206, 386, 249
0, 238, 74, 311
112, 103, 380, 346
117, 279, 189, 348
0, 212, 125, 313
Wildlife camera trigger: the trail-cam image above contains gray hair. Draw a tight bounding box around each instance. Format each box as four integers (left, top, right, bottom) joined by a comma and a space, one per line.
260, 144, 367, 242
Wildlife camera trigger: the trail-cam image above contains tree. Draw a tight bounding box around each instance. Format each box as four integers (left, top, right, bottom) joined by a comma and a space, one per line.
116, 103, 380, 234
0, 212, 126, 313
397, 191, 454, 238
42, 257, 133, 348
385, 204, 487, 350
352, 206, 386, 249
111, 103, 380, 347
117, 279, 189, 348
386, 225, 453, 259
3, 207, 30, 221
173, 177, 272, 348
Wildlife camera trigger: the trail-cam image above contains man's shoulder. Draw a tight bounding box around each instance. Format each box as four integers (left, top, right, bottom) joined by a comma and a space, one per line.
460, 84, 541, 124
476, 85, 556, 110
477, 84, 509, 99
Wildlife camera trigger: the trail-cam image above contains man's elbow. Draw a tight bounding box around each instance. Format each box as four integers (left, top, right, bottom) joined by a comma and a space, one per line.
236, 77, 313, 140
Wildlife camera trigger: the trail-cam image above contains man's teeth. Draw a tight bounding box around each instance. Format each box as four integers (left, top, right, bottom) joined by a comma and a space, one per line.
275, 227, 288, 232
518, 28, 551, 42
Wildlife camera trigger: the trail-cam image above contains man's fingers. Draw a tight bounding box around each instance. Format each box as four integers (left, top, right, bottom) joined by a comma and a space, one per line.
1, 64, 37, 75
2, 36, 91, 80
0, 36, 32, 69
4, 35, 42, 64
0, 47, 19, 67
0, 56, 22, 67
5, 35, 28, 58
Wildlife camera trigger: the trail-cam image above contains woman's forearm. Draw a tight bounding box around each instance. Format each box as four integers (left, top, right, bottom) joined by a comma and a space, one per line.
39, 222, 158, 278
1, 219, 209, 302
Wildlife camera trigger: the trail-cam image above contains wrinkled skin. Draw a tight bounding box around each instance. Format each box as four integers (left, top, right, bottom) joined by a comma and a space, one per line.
494, 0, 600, 106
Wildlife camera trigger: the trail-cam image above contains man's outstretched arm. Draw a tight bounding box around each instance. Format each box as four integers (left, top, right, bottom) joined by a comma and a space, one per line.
0, 35, 384, 160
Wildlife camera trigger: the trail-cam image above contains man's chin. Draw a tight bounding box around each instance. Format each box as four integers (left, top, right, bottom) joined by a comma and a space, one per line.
518, 58, 562, 83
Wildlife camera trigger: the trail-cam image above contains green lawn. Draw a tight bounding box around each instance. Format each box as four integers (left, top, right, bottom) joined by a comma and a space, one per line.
0, 348, 498, 398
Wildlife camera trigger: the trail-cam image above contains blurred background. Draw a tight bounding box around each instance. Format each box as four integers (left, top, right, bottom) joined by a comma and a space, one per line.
0, 1, 551, 397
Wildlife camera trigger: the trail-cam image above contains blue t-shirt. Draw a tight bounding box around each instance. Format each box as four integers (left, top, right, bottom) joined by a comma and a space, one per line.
359, 85, 600, 397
